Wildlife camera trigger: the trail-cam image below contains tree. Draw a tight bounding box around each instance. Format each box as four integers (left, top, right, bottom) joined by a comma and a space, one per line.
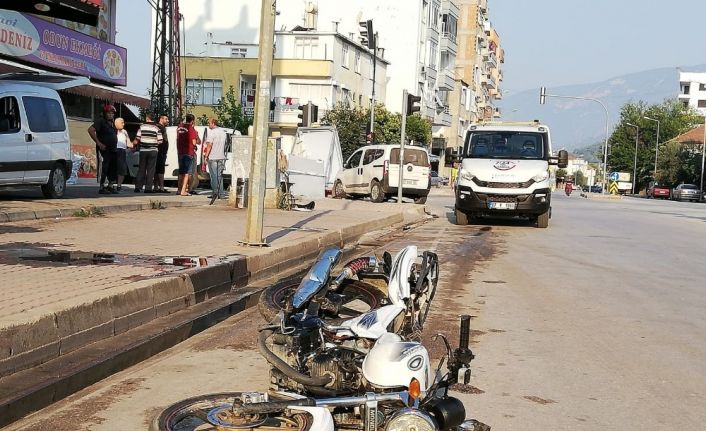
405, 115, 432, 145
574, 170, 586, 186
608, 99, 702, 190
321, 103, 369, 160
555, 168, 568, 179
212, 85, 253, 135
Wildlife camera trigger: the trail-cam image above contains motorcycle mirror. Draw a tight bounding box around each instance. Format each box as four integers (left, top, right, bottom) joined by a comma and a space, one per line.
383, 251, 392, 275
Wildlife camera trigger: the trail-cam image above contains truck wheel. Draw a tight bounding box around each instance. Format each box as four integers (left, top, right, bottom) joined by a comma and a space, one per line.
333, 180, 346, 199
455, 208, 468, 225
41, 164, 67, 199
414, 195, 427, 204
537, 210, 549, 228
370, 180, 385, 203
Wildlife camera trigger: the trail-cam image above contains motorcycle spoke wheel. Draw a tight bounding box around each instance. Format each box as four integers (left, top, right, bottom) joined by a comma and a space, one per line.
151, 393, 312, 431
258, 280, 385, 322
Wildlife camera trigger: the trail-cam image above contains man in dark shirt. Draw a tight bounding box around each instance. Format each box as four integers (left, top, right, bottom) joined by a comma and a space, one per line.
153, 115, 170, 193
88, 105, 119, 194
176, 114, 198, 196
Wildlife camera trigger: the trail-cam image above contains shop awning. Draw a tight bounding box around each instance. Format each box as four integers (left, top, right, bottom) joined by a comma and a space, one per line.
0, 58, 150, 108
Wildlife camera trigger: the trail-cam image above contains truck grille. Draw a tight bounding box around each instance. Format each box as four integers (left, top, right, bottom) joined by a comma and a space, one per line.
472, 178, 535, 189
475, 193, 530, 203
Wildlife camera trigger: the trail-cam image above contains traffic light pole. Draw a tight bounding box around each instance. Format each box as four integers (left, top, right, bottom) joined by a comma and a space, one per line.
397, 90, 408, 205
242, 0, 275, 246
369, 33, 377, 141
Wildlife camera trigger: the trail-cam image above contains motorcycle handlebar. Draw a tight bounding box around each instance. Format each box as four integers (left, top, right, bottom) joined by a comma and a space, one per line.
459, 315, 470, 350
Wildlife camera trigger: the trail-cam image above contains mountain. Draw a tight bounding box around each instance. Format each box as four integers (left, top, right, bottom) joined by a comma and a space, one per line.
497, 64, 706, 151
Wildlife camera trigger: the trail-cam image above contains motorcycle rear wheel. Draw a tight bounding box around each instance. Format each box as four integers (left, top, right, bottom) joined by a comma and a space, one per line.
150, 392, 313, 431
258, 280, 386, 323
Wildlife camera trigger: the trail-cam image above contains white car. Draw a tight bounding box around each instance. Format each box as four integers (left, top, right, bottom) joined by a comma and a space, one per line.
333, 144, 431, 204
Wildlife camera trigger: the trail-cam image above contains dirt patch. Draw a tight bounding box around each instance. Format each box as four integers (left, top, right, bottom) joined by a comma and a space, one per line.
17, 378, 146, 431
482, 280, 506, 284
487, 329, 505, 333
523, 395, 557, 405
450, 383, 485, 394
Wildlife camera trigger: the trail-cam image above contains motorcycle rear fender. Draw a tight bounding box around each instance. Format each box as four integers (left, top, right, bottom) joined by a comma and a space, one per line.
388, 246, 417, 306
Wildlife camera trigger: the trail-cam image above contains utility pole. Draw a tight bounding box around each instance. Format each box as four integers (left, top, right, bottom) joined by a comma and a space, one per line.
700, 115, 706, 201
242, 0, 276, 246
626, 122, 639, 194
369, 33, 377, 140
397, 90, 408, 204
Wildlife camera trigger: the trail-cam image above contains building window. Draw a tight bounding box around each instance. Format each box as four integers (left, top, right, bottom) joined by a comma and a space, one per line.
428, 41, 438, 69
698, 100, 706, 108
294, 36, 319, 59
683, 85, 690, 95
442, 14, 457, 42
440, 50, 453, 70
354, 50, 361, 74
230, 47, 247, 58
342, 44, 349, 68
422, 0, 428, 24
186, 79, 223, 105
342, 88, 350, 107
430, 3, 440, 30
700, 83, 706, 91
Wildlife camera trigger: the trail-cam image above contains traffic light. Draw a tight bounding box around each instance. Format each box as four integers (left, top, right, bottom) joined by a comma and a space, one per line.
297, 104, 310, 127
539, 86, 546, 105
359, 20, 374, 49
310, 103, 319, 124
406, 93, 421, 116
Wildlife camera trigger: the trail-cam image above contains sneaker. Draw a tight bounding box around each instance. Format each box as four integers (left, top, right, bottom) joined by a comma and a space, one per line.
109, 187, 119, 194
116, 185, 122, 191
98, 188, 109, 195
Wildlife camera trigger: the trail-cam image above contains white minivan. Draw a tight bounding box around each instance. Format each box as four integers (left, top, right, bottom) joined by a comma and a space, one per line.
333, 144, 431, 204
0, 74, 85, 198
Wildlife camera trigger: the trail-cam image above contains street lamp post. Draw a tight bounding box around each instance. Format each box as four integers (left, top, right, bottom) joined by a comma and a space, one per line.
700, 115, 706, 201
626, 122, 639, 194
539, 87, 610, 193
643, 116, 661, 182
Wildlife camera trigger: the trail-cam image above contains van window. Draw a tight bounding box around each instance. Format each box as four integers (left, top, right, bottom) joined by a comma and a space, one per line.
0, 96, 21, 134
390, 148, 429, 166
22, 96, 66, 133
345, 150, 363, 169
362, 149, 384, 165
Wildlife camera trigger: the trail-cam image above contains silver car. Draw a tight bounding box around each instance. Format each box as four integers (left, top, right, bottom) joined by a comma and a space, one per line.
671, 184, 700, 202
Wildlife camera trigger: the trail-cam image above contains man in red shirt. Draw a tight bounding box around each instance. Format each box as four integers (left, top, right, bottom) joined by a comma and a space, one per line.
176, 114, 199, 196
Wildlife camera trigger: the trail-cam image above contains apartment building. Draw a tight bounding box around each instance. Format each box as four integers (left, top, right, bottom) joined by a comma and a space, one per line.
678, 71, 706, 115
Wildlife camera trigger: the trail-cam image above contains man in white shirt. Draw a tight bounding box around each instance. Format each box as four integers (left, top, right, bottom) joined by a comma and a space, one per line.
203, 118, 228, 200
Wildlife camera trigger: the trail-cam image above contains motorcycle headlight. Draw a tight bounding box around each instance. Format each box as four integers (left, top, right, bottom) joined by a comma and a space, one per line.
459, 169, 475, 181
532, 171, 549, 182
386, 409, 436, 431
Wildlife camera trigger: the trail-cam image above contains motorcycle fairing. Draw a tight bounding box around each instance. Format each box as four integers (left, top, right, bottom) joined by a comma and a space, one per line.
362, 332, 431, 390
340, 304, 406, 339
388, 246, 418, 307
292, 247, 342, 309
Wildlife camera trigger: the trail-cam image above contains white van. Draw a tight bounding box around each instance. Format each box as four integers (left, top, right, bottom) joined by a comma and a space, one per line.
333, 144, 431, 204
0, 74, 86, 198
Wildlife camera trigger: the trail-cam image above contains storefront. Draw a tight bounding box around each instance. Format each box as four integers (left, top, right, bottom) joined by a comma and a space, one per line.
0, 5, 149, 174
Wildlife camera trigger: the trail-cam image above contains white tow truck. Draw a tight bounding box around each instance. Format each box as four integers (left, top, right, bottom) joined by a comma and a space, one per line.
448, 120, 568, 228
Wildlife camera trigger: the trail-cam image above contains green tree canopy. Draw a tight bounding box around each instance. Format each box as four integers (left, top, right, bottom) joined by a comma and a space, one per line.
212, 86, 253, 135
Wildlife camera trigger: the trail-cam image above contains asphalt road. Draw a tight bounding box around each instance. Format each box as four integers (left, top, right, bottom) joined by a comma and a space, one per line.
5, 189, 705, 430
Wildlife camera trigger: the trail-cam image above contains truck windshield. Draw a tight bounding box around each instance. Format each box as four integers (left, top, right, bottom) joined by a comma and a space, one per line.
465, 131, 546, 160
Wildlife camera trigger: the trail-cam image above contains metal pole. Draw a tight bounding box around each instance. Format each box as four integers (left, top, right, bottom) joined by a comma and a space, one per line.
700, 115, 706, 201
626, 123, 639, 194
242, 0, 276, 246
369, 33, 377, 141
654, 120, 660, 181
398, 90, 408, 204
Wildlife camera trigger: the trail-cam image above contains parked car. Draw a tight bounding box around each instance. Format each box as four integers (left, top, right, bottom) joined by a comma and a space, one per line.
430, 171, 448, 187
333, 144, 431, 204
0, 73, 88, 198
589, 185, 603, 193
671, 183, 700, 202
647, 182, 670, 199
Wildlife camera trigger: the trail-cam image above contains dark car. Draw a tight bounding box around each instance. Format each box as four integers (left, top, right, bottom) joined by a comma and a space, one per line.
647, 182, 670, 199
430, 171, 448, 187
589, 185, 603, 193
671, 184, 700, 202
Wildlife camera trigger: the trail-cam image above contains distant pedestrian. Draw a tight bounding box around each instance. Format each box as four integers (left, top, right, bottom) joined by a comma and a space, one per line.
88, 104, 118, 194
204, 118, 228, 200
133, 113, 163, 193
114, 117, 131, 191
153, 114, 170, 193
176, 113, 198, 196
450, 161, 459, 190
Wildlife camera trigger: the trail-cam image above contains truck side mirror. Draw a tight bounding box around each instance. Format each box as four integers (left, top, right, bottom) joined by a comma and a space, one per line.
557, 150, 568, 168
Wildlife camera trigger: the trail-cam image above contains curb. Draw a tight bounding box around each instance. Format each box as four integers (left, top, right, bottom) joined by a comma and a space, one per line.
0, 205, 429, 426
0, 200, 206, 223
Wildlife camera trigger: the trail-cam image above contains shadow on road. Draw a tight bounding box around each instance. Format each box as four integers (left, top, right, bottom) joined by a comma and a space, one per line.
265, 210, 332, 243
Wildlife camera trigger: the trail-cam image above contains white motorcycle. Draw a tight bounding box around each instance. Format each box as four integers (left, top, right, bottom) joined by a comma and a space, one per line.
150, 316, 490, 431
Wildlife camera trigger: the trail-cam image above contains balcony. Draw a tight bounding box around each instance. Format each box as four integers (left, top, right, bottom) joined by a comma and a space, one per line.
439, 68, 456, 91
434, 110, 452, 127
440, 32, 458, 55
482, 48, 497, 68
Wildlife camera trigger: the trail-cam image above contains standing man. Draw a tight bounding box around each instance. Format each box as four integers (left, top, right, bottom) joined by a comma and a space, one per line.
88, 104, 118, 194
133, 113, 163, 193
204, 118, 228, 200
153, 114, 170, 193
176, 113, 198, 196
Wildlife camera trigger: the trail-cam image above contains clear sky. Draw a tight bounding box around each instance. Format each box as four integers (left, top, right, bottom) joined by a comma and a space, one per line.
491, 0, 706, 93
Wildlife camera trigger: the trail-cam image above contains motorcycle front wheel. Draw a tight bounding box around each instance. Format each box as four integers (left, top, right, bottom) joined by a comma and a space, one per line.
258, 280, 386, 322
150, 392, 313, 431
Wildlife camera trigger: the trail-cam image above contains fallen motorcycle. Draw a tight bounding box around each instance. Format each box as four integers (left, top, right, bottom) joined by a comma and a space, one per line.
150, 316, 490, 431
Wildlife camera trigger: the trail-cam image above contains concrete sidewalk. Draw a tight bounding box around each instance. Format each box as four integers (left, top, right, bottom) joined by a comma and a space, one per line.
0, 196, 428, 380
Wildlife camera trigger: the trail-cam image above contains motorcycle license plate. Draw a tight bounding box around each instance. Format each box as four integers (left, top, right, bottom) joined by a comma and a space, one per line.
488, 201, 516, 210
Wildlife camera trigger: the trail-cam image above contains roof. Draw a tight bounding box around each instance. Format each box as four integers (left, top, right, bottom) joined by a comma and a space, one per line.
669, 124, 706, 144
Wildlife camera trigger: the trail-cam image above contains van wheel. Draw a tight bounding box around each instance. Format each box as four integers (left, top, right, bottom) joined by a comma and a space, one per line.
333, 180, 346, 199
537, 210, 550, 228
41, 164, 67, 199
455, 208, 468, 225
414, 195, 427, 204
370, 180, 385, 203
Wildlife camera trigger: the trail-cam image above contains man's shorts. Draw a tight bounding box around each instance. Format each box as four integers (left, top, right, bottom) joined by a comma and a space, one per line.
156, 150, 168, 175
116, 148, 127, 176
178, 154, 193, 175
